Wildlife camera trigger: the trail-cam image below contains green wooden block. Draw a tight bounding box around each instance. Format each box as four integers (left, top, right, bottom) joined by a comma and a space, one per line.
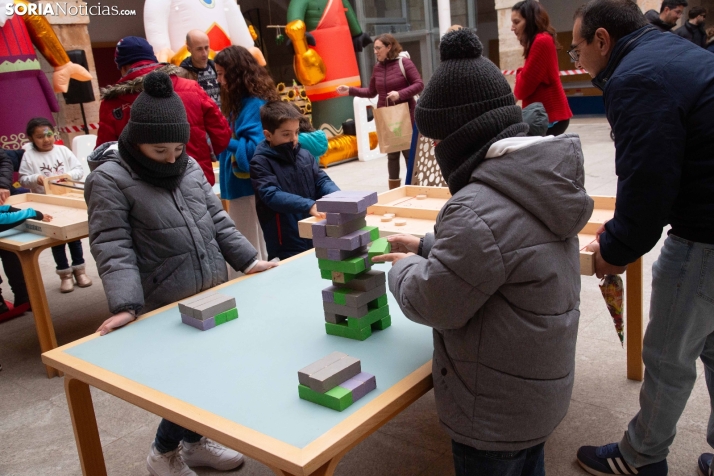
332, 287, 351, 306
298, 384, 353, 411
320, 269, 333, 280
325, 322, 372, 341
372, 314, 392, 330
220, 307, 238, 322
318, 256, 366, 275
369, 294, 388, 309
360, 226, 380, 242
347, 302, 390, 330
214, 310, 228, 325
368, 238, 391, 263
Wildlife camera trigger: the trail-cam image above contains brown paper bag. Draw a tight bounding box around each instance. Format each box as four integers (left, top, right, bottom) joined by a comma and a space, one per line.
374, 102, 413, 154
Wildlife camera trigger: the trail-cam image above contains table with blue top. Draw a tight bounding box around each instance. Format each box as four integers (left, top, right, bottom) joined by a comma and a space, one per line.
42, 251, 435, 476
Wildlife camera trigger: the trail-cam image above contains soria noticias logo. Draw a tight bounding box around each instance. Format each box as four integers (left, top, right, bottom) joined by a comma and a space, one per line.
5, 2, 136, 17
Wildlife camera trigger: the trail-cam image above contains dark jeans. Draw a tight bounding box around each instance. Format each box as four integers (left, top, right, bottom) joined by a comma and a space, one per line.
546, 119, 570, 136
51, 240, 84, 270
387, 151, 407, 180
452, 440, 545, 476
154, 419, 203, 453
0, 249, 28, 303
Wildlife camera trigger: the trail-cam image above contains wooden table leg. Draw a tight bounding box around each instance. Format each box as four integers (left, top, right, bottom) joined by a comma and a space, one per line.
16, 245, 60, 378
626, 256, 644, 381
269, 451, 345, 476
65, 376, 107, 476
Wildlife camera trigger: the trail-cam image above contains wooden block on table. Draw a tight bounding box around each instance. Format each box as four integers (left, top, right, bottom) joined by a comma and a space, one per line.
361, 226, 380, 245
312, 228, 371, 251
298, 351, 347, 387
320, 269, 333, 280
315, 191, 379, 214
317, 254, 370, 275
181, 314, 216, 331
326, 217, 367, 238
371, 314, 392, 331
331, 271, 357, 284
368, 238, 391, 263
323, 300, 369, 318
311, 220, 327, 239
340, 269, 386, 292
214, 307, 238, 325
325, 321, 372, 341
394, 219, 407, 226
323, 283, 387, 309
347, 300, 390, 330
299, 353, 361, 393
315, 246, 368, 261
298, 384, 353, 411
339, 372, 376, 402
580, 251, 595, 276
193, 294, 237, 321
326, 211, 366, 225
416, 194, 427, 200
177, 292, 218, 319
298, 219, 315, 239
381, 215, 393, 222
324, 311, 345, 324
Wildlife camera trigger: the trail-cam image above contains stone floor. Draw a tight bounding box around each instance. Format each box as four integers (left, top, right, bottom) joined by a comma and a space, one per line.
0, 117, 710, 476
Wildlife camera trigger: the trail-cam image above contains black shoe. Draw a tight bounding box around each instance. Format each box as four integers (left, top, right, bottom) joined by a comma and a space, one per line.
577, 443, 668, 475
698, 453, 713, 476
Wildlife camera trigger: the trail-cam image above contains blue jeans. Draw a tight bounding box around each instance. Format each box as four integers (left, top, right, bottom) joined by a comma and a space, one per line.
154, 419, 203, 453
619, 235, 714, 466
51, 240, 84, 270
452, 440, 545, 476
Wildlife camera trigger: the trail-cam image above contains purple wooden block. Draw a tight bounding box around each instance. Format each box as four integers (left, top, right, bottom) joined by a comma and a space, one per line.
181, 313, 216, 331
322, 285, 338, 303
326, 211, 366, 225
314, 246, 368, 261
311, 220, 327, 239
312, 229, 370, 251
316, 191, 379, 214
340, 372, 376, 402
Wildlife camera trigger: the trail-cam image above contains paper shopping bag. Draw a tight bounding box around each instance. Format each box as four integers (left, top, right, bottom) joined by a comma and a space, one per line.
374, 102, 413, 154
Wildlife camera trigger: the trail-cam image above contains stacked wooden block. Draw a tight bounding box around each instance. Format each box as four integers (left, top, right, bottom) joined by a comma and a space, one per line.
298, 352, 376, 411
313, 191, 391, 341
178, 293, 238, 331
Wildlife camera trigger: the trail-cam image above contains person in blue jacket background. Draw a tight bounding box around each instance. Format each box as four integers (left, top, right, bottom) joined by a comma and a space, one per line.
295, 109, 328, 160
250, 101, 339, 260
214, 46, 280, 268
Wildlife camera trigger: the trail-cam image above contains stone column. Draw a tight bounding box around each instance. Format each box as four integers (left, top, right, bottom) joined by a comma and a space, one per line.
495, 0, 521, 87
37, 0, 100, 146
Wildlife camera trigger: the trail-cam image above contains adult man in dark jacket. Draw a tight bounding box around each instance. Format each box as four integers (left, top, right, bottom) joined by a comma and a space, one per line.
644, 0, 688, 32
570, 1, 714, 475
179, 30, 221, 107
675, 6, 707, 47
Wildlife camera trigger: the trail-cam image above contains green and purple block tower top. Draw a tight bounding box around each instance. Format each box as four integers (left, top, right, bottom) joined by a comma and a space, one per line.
313, 191, 392, 341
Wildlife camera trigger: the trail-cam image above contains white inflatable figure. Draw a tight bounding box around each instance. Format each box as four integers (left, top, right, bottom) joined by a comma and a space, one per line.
144, 0, 265, 65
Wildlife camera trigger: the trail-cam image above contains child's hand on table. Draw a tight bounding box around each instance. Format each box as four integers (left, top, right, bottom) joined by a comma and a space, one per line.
309, 204, 326, 219
97, 311, 136, 336
385, 234, 420, 253
245, 260, 279, 274
41, 214, 53, 222
371, 252, 415, 265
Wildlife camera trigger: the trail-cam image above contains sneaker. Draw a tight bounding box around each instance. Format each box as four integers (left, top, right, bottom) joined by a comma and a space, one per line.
577, 443, 668, 475
180, 437, 244, 470
146, 444, 197, 476
698, 453, 713, 476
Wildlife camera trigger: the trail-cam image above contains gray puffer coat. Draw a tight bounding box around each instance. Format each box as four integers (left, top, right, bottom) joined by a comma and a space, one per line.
389, 134, 593, 451
85, 142, 258, 315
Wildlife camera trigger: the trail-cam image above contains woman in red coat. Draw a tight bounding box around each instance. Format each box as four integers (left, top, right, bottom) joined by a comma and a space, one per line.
336, 34, 423, 189
511, 0, 572, 136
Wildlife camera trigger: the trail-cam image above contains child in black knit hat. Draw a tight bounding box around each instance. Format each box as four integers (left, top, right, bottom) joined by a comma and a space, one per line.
85, 71, 277, 476
374, 28, 593, 476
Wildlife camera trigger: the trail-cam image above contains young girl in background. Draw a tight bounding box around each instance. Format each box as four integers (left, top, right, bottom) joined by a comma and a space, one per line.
18, 117, 92, 293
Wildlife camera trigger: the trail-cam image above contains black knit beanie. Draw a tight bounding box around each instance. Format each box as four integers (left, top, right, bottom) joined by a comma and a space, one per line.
124, 71, 190, 144
415, 28, 529, 194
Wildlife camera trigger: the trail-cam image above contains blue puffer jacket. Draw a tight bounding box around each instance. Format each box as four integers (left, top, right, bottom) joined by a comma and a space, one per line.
250, 141, 339, 260
593, 26, 714, 265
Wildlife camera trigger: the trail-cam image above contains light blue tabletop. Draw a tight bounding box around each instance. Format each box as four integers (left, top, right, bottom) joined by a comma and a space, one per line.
65, 253, 434, 449
0, 228, 45, 243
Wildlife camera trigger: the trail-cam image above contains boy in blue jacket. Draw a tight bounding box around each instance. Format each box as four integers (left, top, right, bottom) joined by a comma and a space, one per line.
250, 101, 340, 260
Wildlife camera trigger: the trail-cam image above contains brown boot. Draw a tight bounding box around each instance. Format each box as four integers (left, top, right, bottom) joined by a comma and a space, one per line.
389, 179, 401, 190
57, 268, 74, 293
72, 264, 93, 288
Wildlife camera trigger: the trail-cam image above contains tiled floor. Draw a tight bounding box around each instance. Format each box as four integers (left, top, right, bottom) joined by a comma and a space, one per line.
0, 117, 710, 475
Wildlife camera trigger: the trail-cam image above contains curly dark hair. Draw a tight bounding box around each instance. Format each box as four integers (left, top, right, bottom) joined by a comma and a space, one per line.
214, 46, 279, 121
512, 0, 560, 58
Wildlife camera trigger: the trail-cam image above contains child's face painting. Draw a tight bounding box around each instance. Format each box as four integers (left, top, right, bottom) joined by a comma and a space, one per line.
32, 127, 55, 152
138, 143, 185, 164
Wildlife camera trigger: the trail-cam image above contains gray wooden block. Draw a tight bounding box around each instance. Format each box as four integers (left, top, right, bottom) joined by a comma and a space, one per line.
178, 292, 218, 318
324, 311, 346, 324
326, 217, 367, 238
340, 283, 387, 308
193, 294, 236, 320
311, 219, 327, 239
312, 228, 371, 251
315, 246, 368, 261
323, 300, 369, 318
181, 313, 216, 331
309, 355, 361, 393
341, 269, 386, 292
298, 351, 347, 387
316, 191, 378, 214
326, 211, 366, 225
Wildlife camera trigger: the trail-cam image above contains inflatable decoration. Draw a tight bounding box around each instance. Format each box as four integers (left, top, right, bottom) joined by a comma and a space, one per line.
143, 0, 265, 66
0, 0, 92, 149
287, 0, 371, 101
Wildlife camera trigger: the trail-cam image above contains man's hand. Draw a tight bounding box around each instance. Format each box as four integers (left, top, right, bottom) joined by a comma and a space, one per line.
371, 252, 415, 265
309, 204, 326, 219
245, 260, 279, 274
0, 188, 9, 204
97, 311, 136, 336
385, 234, 420, 254
387, 91, 400, 103
586, 241, 627, 279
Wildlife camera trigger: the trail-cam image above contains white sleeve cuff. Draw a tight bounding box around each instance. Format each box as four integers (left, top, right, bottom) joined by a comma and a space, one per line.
243, 259, 259, 273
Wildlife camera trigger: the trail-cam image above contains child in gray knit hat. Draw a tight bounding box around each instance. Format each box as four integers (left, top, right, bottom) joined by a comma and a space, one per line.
373, 28, 594, 476
84, 71, 277, 476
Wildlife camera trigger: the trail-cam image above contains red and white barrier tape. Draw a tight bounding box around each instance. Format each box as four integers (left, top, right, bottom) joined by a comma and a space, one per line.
502, 69, 587, 76
59, 123, 99, 133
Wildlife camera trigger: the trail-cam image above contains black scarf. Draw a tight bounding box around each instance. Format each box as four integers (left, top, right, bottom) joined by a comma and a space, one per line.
118, 135, 188, 190
435, 105, 529, 194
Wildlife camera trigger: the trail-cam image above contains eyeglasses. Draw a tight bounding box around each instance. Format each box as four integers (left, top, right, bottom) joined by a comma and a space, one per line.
568, 39, 586, 62
373, 45, 384, 51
